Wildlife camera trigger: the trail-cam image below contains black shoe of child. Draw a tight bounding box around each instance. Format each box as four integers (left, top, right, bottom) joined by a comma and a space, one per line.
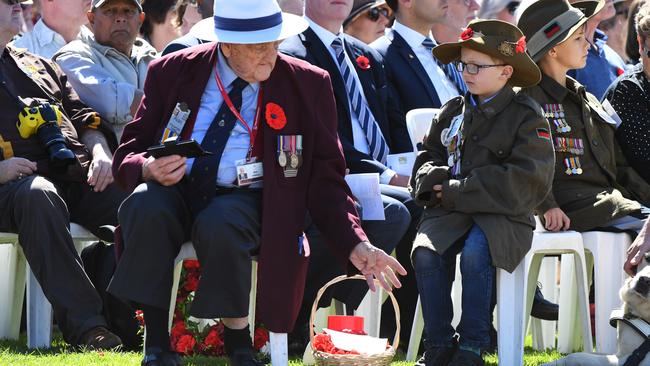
141, 348, 182, 366
229, 348, 265, 366
447, 349, 485, 366
415, 346, 456, 366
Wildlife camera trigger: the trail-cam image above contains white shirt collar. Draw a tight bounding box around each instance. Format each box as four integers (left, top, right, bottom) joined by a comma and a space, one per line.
33, 19, 65, 48
392, 20, 436, 50
305, 16, 344, 49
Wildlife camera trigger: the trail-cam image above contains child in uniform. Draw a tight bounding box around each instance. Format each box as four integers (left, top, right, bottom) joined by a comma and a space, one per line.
409, 19, 555, 366
518, 0, 650, 235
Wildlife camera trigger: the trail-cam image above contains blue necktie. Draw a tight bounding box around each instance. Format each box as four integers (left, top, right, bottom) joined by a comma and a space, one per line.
188, 77, 248, 215
422, 37, 468, 95
331, 37, 389, 164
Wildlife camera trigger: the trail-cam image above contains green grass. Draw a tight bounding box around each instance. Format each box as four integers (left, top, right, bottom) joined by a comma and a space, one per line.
0, 333, 564, 365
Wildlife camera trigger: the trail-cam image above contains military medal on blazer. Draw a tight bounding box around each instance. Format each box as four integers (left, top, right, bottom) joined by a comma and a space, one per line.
214, 58, 266, 186
266, 101, 303, 178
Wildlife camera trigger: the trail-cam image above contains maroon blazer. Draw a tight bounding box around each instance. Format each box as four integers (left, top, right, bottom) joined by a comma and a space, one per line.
112, 43, 368, 332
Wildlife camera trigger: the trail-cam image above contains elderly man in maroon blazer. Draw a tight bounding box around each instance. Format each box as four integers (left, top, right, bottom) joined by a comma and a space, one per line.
107, 0, 406, 365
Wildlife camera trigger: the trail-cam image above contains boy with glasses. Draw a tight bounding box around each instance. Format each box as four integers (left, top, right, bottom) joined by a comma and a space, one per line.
410, 19, 554, 366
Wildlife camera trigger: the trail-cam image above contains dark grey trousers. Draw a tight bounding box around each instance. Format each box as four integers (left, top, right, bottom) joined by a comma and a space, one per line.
0, 175, 126, 344
108, 182, 261, 319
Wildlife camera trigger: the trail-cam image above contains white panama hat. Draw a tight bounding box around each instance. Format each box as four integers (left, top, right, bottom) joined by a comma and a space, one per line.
189, 0, 308, 44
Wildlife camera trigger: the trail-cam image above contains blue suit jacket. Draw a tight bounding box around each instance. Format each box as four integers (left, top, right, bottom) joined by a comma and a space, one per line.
280, 27, 412, 175
372, 29, 442, 111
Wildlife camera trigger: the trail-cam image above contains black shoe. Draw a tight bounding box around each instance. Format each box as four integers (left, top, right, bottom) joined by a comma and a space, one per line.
531, 285, 559, 321
79, 326, 122, 350
141, 348, 182, 366
448, 350, 485, 366
229, 348, 265, 366
415, 346, 456, 366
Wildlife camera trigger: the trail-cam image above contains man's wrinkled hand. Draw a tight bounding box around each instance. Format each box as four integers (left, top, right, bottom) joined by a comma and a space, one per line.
88, 151, 113, 192
142, 155, 187, 186
0, 157, 37, 184
349, 241, 407, 292
543, 207, 571, 231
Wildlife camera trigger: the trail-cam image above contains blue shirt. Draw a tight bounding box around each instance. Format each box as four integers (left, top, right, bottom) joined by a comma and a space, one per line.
568, 29, 627, 100
185, 48, 261, 187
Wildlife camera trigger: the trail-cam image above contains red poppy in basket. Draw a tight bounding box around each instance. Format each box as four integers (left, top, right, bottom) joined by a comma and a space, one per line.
356, 55, 370, 70
515, 36, 526, 54
460, 27, 474, 41
265, 102, 287, 130
175, 334, 197, 354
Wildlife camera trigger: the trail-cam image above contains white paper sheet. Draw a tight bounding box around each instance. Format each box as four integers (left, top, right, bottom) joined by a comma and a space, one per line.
345, 173, 385, 221
386, 152, 416, 176
323, 328, 388, 355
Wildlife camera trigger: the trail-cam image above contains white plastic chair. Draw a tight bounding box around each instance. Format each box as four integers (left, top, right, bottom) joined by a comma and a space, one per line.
405, 220, 593, 364
0, 223, 97, 348
405, 108, 439, 151
558, 231, 631, 354
406, 261, 528, 366
169, 242, 288, 365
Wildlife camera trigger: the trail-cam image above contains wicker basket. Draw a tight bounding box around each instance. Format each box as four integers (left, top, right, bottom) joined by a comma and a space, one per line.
309, 275, 400, 366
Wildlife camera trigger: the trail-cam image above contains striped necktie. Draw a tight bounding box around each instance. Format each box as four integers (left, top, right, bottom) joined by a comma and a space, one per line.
331, 37, 389, 164
422, 37, 468, 95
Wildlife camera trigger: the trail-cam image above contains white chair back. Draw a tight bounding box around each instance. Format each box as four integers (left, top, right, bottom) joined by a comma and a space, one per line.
405, 108, 439, 151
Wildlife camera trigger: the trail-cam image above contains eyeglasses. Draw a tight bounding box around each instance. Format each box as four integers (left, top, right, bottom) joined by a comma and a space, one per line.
506, 1, 520, 15
367, 7, 392, 22
1, 0, 21, 5
456, 61, 506, 74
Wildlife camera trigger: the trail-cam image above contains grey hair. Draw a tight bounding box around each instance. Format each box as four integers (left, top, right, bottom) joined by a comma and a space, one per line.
636, 0, 650, 41
477, 0, 513, 19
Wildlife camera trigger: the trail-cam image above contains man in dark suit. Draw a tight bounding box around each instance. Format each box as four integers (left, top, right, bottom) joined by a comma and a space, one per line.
280, 0, 423, 347
371, 0, 467, 111
107, 1, 406, 365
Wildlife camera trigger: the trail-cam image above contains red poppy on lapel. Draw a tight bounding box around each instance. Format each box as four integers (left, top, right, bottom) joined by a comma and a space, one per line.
265, 102, 287, 130
356, 55, 370, 70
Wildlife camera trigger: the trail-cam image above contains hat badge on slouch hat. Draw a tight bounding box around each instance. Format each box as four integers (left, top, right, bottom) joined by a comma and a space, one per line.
431, 19, 541, 87
189, 0, 309, 44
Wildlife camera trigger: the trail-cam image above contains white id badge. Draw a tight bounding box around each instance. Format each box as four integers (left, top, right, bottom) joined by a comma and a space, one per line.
236, 159, 263, 186
161, 103, 191, 142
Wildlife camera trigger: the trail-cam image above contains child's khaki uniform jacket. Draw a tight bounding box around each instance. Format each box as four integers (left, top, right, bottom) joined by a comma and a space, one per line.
409, 87, 555, 272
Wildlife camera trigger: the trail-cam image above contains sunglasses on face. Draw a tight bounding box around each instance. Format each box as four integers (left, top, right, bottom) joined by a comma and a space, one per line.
2, 0, 21, 5
456, 61, 506, 75
367, 6, 392, 22
506, 1, 520, 15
